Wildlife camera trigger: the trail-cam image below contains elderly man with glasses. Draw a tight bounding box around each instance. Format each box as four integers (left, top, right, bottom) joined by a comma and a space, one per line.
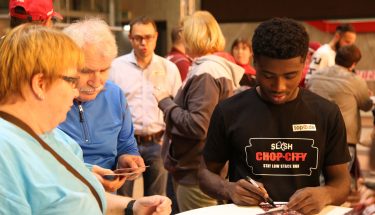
58, 18, 145, 194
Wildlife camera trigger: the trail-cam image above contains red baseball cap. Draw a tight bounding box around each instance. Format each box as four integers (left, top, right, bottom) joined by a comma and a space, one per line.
9, 0, 63, 21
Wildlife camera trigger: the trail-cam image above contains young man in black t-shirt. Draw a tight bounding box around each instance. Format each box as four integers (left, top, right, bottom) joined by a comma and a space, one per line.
199, 18, 351, 215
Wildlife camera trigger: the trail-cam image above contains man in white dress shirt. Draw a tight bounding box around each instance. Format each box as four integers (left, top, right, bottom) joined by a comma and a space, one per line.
110, 16, 181, 196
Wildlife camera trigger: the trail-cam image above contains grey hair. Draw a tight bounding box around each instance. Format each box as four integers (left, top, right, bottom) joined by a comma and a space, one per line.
63, 18, 118, 60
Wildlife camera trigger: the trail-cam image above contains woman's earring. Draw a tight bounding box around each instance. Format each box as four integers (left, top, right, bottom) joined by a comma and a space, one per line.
37, 94, 45, 100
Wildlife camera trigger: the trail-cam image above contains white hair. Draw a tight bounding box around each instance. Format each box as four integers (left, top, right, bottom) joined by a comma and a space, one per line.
63, 18, 118, 60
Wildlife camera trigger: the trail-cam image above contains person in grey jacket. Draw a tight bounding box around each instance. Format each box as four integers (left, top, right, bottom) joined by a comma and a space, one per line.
153, 10, 244, 212
307, 44, 373, 171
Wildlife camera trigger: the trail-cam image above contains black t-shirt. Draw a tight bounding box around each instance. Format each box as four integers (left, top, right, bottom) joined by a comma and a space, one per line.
204, 88, 350, 201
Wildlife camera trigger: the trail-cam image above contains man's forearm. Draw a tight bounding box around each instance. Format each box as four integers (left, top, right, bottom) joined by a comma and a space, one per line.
324, 180, 351, 205
324, 164, 351, 205
198, 168, 232, 201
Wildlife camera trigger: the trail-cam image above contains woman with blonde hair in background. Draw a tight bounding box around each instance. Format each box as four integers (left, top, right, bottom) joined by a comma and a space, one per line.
154, 10, 244, 212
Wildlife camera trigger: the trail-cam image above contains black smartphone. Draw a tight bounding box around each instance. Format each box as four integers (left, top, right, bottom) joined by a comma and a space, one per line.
103, 175, 118, 181
103, 166, 149, 181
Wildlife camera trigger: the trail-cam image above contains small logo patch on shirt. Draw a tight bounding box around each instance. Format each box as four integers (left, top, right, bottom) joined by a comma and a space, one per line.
292, 124, 316, 132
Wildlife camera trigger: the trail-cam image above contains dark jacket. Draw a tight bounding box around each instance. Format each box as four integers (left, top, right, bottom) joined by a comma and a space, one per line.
159, 54, 244, 185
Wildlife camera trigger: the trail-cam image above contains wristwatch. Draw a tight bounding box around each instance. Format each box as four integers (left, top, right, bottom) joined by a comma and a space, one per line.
124, 199, 136, 215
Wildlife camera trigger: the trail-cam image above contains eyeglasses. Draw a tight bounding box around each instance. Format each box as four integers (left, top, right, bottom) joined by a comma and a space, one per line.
130, 34, 156, 43
60, 75, 80, 89
80, 67, 109, 74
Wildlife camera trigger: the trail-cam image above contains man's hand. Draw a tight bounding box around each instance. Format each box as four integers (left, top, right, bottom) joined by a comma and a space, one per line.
92, 165, 126, 192
287, 186, 329, 215
118, 154, 145, 180
226, 179, 266, 206
118, 154, 145, 168
287, 164, 350, 214
133, 195, 172, 215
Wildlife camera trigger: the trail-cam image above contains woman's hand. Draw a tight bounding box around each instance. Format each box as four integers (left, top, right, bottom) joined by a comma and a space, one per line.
92, 165, 126, 192
133, 195, 172, 215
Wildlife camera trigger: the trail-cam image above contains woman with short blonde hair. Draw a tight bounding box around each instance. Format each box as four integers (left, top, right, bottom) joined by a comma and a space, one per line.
182, 10, 225, 58
0, 24, 83, 105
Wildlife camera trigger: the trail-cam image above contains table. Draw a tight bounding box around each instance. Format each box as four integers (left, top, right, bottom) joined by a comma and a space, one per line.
177, 203, 352, 215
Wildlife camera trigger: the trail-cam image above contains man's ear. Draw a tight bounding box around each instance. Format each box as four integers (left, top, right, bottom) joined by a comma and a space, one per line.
43, 16, 53, 27
154, 31, 159, 40
31, 73, 46, 100
333, 32, 341, 42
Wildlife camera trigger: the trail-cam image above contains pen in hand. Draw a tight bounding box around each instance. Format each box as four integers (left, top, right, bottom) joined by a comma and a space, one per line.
246, 176, 276, 208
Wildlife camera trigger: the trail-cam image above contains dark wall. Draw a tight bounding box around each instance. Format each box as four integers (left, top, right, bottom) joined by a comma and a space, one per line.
201, 0, 375, 22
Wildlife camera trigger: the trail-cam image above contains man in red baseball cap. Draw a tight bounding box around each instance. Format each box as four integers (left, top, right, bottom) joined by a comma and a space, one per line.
9, 0, 63, 28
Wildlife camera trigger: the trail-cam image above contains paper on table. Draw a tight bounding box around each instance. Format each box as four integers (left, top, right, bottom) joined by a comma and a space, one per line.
319, 205, 353, 215
177, 204, 265, 215
176, 204, 352, 215
256, 206, 287, 215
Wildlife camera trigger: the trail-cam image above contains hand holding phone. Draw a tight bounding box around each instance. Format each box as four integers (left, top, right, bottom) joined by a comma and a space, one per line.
92, 165, 127, 192
103, 166, 149, 181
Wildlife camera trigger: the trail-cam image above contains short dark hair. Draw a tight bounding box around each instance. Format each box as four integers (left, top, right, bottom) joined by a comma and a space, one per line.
336, 24, 356, 35
252, 17, 309, 61
129, 16, 157, 34
171, 25, 182, 44
335, 45, 361, 68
